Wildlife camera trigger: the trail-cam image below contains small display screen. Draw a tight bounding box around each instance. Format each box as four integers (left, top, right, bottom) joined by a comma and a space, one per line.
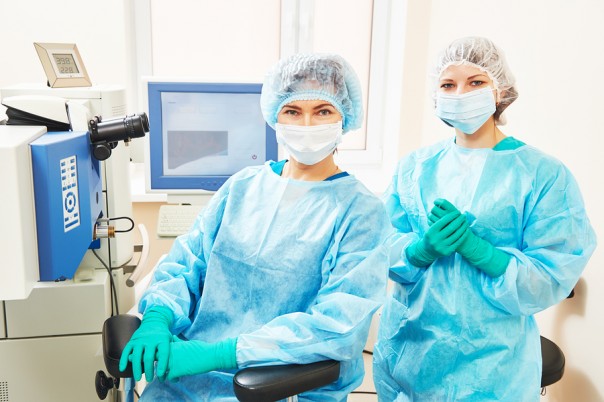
167, 130, 229, 169
52, 53, 79, 74
160, 91, 266, 176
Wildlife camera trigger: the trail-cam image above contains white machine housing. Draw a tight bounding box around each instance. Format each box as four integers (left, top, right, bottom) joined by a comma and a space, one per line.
0, 126, 46, 300
0, 84, 137, 402
1, 84, 133, 269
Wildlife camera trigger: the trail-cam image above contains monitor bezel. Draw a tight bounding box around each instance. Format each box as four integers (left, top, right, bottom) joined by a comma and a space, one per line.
147, 81, 277, 193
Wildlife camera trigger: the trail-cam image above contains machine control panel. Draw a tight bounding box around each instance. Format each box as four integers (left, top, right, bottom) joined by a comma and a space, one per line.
60, 155, 80, 232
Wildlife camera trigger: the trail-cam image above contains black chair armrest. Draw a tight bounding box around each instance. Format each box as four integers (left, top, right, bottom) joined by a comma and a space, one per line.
233, 360, 340, 402
102, 315, 340, 401
102, 314, 141, 378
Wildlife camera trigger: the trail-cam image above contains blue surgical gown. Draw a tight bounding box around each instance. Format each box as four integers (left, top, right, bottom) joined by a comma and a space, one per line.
138, 161, 393, 401
373, 138, 596, 402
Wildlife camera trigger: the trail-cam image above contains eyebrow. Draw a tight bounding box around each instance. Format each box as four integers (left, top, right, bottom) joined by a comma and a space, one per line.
281, 103, 336, 110
440, 74, 489, 81
313, 103, 336, 110
466, 74, 489, 80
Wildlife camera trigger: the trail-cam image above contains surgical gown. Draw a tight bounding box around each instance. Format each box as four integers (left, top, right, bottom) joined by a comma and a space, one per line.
373, 138, 596, 402
139, 161, 393, 401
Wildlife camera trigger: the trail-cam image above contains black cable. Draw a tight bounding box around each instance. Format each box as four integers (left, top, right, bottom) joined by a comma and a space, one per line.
92, 249, 119, 316
96, 215, 135, 314
96, 161, 133, 317
99, 185, 119, 316
107, 235, 119, 315
109, 216, 135, 233
134, 389, 141, 399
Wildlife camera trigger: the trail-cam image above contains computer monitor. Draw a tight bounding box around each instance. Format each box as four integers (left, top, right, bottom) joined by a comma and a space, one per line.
145, 80, 278, 196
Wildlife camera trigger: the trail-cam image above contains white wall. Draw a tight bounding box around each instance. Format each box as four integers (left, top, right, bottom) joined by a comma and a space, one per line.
0, 0, 130, 104
402, 1, 604, 400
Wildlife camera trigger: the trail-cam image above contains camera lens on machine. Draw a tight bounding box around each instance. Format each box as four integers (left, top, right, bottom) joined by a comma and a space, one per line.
89, 113, 149, 161
90, 113, 148, 144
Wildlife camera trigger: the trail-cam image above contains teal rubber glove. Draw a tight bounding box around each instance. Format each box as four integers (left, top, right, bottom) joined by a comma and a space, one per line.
428, 198, 459, 225
164, 337, 238, 381
405, 210, 468, 267
119, 306, 174, 382
430, 198, 511, 277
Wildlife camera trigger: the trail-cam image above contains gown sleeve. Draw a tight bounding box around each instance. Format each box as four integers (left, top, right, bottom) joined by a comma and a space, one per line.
383, 158, 427, 284
138, 180, 231, 334
480, 162, 597, 316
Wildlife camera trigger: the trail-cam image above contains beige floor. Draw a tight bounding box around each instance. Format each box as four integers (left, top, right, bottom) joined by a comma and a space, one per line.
348, 352, 378, 401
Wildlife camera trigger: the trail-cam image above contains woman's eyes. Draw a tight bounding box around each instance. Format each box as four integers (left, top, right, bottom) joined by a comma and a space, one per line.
281, 108, 334, 117
440, 81, 486, 90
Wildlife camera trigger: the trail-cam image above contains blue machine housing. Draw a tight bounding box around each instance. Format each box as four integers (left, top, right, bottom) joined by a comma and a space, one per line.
30, 130, 103, 281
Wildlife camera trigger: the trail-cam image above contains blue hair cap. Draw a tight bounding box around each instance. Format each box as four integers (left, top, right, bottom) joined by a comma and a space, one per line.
260, 53, 364, 133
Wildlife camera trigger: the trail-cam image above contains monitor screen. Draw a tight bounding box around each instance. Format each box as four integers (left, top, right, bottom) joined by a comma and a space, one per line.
147, 81, 278, 193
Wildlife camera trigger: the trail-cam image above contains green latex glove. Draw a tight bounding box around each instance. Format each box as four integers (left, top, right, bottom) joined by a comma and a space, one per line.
164, 337, 238, 381
430, 198, 511, 277
428, 198, 459, 225
119, 306, 174, 382
405, 210, 468, 267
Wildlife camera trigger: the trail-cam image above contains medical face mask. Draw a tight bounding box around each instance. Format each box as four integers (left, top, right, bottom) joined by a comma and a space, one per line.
275, 121, 343, 165
435, 87, 497, 134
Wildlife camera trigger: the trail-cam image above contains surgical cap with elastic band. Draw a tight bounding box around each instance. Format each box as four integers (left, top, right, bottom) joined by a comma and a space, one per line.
433, 36, 518, 124
260, 53, 364, 133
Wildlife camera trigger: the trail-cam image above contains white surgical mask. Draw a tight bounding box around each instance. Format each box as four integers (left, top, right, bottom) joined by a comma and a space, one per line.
275, 121, 343, 165
435, 87, 496, 134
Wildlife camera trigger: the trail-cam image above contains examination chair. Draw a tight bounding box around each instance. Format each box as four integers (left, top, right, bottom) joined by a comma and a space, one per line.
539, 288, 574, 394
95, 314, 341, 401
540, 336, 564, 388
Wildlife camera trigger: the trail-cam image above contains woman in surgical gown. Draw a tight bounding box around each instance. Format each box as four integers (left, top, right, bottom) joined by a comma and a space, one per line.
121, 53, 393, 401
373, 36, 597, 401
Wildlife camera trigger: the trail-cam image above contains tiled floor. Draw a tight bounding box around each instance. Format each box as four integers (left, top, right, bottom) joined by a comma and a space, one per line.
348, 352, 378, 401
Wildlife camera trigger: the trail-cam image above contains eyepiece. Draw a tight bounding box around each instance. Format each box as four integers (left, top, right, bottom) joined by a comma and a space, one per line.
89, 113, 149, 160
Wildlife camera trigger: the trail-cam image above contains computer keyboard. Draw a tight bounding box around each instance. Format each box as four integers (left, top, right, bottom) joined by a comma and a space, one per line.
157, 204, 204, 237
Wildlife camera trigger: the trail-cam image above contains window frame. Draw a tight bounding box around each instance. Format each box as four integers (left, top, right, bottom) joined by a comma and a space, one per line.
130, 0, 407, 170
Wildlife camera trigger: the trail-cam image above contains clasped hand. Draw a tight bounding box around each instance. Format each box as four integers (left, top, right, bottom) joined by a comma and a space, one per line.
405, 203, 468, 267
426, 198, 510, 277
